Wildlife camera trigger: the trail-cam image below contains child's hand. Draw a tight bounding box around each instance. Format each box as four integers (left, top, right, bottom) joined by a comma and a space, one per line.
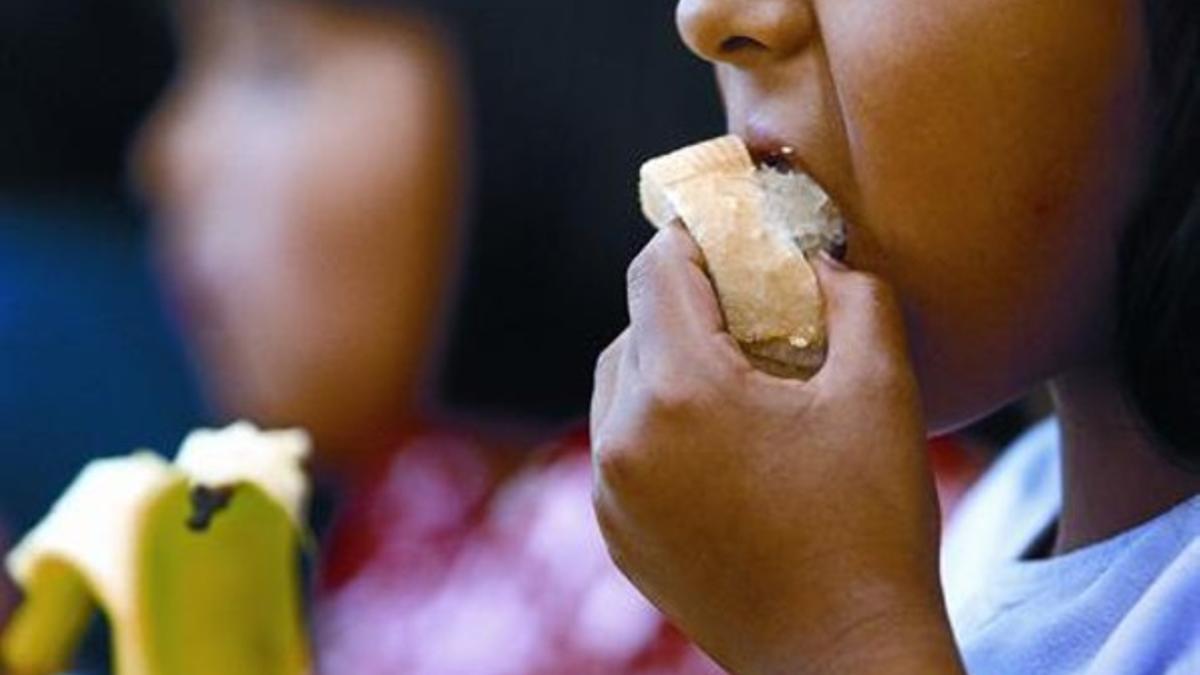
591, 225, 964, 674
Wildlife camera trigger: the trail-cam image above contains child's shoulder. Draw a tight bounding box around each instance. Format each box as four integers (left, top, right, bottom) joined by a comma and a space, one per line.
941, 418, 1200, 674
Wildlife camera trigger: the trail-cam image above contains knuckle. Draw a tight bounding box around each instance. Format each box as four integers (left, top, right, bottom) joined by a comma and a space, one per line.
592, 432, 639, 488
644, 374, 705, 419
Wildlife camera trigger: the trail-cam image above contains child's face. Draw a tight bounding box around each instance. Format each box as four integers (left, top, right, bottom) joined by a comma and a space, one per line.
679, 0, 1151, 431
137, 0, 462, 454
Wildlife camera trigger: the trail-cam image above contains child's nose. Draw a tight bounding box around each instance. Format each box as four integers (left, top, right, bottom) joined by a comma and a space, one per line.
676, 0, 816, 68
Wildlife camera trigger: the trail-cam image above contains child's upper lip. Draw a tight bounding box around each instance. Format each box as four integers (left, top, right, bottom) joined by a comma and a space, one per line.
743, 130, 820, 184
746, 137, 810, 176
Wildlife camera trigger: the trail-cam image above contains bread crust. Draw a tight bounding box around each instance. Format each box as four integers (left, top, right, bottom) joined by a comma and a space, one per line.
639, 136, 839, 379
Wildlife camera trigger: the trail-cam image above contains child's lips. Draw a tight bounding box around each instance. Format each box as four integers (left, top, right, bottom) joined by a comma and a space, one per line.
750, 144, 802, 174
744, 134, 822, 189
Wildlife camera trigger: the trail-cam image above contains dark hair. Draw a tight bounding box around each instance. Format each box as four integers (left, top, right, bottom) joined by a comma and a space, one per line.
1118, 1, 1200, 469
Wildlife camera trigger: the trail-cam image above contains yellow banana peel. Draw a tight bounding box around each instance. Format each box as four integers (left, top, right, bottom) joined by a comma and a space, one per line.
1, 422, 313, 675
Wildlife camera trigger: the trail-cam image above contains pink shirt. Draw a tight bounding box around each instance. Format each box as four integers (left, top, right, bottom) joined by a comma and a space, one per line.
315, 426, 723, 674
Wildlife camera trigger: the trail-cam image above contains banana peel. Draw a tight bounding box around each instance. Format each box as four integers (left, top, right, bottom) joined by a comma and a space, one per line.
1, 422, 313, 675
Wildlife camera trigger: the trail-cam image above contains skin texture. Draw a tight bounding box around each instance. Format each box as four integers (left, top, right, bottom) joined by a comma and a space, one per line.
592, 0, 1200, 671
136, 0, 463, 462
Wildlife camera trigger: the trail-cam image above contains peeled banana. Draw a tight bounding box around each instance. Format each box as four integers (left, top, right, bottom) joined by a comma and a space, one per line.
1, 422, 313, 675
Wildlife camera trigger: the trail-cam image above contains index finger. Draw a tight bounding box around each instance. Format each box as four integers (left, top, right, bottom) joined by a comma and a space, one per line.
625, 223, 730, 377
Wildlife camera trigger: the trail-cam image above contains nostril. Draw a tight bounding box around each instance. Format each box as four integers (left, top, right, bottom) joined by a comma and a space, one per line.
719, 36, 767, 55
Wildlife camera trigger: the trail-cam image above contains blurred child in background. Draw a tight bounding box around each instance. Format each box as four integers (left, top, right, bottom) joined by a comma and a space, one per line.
136, 0, 725, 672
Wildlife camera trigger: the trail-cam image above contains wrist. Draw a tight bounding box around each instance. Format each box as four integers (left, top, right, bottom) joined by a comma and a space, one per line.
743, 577, 963, 675
803, 600, 964, 675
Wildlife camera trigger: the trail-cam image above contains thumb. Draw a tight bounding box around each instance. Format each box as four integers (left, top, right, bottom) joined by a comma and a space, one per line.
810, 253, 914, 388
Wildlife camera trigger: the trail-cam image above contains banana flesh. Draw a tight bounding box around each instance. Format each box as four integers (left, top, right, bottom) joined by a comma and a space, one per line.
2, 422, 313, 675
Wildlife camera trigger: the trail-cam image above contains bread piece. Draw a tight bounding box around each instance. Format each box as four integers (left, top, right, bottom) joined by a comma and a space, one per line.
639, 135, 844, 379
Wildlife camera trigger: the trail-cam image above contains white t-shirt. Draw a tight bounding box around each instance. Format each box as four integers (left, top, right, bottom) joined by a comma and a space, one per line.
941, 419, 1200, 674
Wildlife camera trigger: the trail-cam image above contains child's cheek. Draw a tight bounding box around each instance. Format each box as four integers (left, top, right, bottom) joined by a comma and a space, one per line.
818, 0, 1148, 429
